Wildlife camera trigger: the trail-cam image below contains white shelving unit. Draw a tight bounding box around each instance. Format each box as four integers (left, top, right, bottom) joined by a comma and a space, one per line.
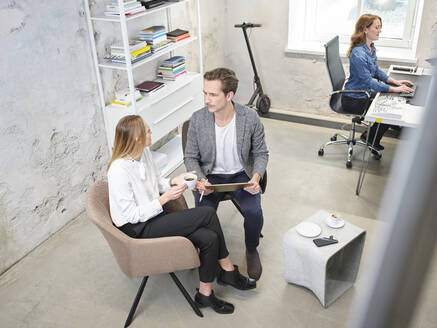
84, 0, 203, 176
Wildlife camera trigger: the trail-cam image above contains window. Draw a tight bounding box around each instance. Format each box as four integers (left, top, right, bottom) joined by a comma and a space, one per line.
287, 0, 424, 62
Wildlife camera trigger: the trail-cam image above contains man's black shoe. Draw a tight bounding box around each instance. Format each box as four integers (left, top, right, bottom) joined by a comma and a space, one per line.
217, 265, 256, 290
194, 290, 234, 314
246, 249, 262, 280
360, 134, 384, 150
375, 144, 384, 150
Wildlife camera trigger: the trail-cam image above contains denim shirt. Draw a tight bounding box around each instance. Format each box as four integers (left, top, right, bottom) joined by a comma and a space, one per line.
344, 43, 389, 98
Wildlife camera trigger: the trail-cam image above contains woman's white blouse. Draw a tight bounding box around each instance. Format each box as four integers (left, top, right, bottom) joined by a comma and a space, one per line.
107, 147, 170, 227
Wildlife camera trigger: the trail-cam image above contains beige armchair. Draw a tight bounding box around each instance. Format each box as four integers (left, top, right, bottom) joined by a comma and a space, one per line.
86, 181, 203, 327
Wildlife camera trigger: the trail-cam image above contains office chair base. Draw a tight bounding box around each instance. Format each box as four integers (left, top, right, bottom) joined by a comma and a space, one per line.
330, 133, 348, 142
318, 139, 382, 168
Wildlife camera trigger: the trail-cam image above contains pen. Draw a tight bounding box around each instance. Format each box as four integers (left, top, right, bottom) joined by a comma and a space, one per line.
199, 178, 208, 202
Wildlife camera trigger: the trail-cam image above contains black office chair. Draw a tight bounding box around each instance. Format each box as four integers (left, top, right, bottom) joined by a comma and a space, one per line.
318, 36, 381, 168
182, 120, 266, 237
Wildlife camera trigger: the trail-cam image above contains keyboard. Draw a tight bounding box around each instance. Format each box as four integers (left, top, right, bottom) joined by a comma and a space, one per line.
399, 84, 417, 98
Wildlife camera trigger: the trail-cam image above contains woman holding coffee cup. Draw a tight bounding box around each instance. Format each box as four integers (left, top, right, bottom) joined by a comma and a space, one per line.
107, 115, 255, 315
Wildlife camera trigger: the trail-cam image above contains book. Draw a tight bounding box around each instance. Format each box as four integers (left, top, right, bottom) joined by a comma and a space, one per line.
104, 6, 145, 16
107, 0, 138, 6
149, 40, 172, 53
111, 45, 151, 58
161, 55, 185, 65
167, 34, 190, 42
111, 40, 148, 52
140, 35, 167, 45
158, 63, 185, 70
105, 1, 142, 12
167, 29, 189, 37
158, 64, 185, 73
109, 51, 152, 64
136, 80, 165, 93
115, 88, 142, 102
158, 67, 185, 78
157, 70, 187, 80
160, 62, 185, 69
140, 25, 166, 33
140, 0, 165, 9
110, 95, 143, 107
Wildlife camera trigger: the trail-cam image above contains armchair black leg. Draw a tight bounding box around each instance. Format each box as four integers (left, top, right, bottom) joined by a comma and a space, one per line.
124, 276, 148, 328
169, 272, 203, 318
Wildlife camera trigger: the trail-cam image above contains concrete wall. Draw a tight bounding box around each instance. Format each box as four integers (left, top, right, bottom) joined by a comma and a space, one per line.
0, 0, 225, 275
225, 0, 437, 114
0, 0, 108, 275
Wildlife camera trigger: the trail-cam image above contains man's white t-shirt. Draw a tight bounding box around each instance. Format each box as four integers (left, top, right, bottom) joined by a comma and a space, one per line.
211, 114, 244, 174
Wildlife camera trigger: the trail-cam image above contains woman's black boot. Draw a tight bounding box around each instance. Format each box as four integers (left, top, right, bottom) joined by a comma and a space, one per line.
217, 265, 256, 290
194, 290, 234, 314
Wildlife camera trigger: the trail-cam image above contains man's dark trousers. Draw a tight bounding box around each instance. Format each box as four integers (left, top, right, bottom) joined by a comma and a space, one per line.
194, 171, 263, 250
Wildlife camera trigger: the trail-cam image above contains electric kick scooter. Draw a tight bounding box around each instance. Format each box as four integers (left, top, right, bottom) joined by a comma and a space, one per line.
234, 22, 271, 115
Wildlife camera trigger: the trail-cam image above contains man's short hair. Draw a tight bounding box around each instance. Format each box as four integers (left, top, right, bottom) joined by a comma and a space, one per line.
204, 67, 238, 95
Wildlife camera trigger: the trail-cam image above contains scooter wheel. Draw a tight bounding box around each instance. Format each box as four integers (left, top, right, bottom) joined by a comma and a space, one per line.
256, 94, 271, 115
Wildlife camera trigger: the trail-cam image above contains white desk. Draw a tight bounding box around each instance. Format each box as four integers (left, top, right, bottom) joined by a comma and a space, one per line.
356, 65, 433, 195
365, 96, 424, 128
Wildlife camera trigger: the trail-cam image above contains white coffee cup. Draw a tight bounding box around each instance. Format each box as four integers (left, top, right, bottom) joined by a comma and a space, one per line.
329, 213, 340, 224
183, 173, 197, 190
326, 213, 345, 228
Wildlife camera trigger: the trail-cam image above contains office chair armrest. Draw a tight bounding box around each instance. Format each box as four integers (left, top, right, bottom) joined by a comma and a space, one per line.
332, 90, 370, 98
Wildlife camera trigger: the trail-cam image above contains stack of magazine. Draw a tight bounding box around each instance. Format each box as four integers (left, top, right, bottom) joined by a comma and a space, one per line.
104, 1, 146, 17
108, 40, 151, 64
157, 56, 186, 80
110, 88, 143, 107
137, 26, 171, 54
166, 29, 190, 42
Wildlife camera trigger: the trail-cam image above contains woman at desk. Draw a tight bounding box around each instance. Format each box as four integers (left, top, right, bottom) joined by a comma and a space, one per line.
342, 14, 414, 150
107, 115, 256, 315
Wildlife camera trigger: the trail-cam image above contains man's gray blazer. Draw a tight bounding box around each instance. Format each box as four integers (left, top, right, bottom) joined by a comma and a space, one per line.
184, 102, 269, 180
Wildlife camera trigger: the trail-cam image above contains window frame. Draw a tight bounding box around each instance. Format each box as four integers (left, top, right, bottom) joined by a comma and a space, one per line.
287, 0, 424, 63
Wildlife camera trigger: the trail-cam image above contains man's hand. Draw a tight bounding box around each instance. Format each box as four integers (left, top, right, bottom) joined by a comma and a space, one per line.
159, 184, 187, 205
170, 171, 197, 186
195, 178, 214, 196
244, 173, 261, 195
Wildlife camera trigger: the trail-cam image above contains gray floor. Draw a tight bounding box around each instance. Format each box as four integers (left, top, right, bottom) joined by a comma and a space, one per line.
1, 118, 436, 328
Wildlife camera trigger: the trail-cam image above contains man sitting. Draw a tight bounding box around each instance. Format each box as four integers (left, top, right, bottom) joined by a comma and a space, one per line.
184, 67, 269, 280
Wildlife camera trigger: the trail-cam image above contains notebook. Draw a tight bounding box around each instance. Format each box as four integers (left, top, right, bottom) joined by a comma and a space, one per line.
136, 80, 165, 93
167, 29, 189, 37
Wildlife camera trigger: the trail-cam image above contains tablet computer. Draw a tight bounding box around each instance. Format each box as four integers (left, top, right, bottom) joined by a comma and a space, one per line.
205, 182, 253, 192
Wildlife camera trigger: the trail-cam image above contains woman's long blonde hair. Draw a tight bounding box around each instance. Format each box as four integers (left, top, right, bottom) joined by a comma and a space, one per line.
107, 115, 146, 170
347, 14, 382, 58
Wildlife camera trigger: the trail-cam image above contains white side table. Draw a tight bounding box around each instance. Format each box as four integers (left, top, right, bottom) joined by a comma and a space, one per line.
283, 210, 366, 307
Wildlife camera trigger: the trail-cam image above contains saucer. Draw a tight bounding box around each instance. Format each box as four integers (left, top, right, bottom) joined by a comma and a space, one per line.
326, 216, 345, 229
296, 222, 321, 238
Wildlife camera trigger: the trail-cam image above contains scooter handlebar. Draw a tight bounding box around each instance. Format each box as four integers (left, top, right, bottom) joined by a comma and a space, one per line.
234, 23, 262, 28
